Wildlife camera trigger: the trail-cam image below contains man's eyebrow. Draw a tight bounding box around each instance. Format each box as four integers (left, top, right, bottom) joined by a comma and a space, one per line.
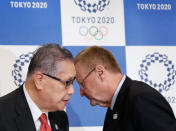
67, 75, 76, 81
75, 77, 81, 82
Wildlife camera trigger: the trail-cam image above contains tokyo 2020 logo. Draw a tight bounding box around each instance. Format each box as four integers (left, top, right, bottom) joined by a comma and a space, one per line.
74, 0, 110, 13
12, 52, 33, 86
138, 52, 176, 93
79, 25, 108, 40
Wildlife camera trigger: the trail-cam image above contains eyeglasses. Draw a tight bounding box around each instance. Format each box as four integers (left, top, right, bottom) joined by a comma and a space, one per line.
43, 73, 76, 89
79, 68, 95, 89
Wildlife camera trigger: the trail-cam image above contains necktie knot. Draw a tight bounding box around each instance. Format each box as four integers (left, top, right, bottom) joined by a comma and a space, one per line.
40, 113, 48, 124
39, 113, 51, 131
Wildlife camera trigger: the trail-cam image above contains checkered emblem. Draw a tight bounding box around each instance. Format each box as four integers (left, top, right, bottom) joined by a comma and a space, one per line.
74, 0, 110, 13
12, 52, 33, 86
138, 52, 176, 93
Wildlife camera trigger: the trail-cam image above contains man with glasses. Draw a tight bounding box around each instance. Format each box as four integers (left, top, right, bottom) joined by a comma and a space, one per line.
74, 46, 176, 131
0, 44, 76, 131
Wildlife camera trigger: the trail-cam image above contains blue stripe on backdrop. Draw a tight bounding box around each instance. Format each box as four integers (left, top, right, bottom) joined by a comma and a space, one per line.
124, 0, 176, 45
65, 46, 126, 126
0, 0, 62, 45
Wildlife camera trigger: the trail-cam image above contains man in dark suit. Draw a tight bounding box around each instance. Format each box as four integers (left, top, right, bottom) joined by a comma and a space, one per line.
0, 44, 76, 131
74, 46, 176, 131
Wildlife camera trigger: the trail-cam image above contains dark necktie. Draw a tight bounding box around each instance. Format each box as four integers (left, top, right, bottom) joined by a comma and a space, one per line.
39, 113, 51, 131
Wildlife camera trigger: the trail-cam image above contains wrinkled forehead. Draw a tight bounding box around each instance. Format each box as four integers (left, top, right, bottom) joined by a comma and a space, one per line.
56, 60, 76, 77
75, 63, 88, 80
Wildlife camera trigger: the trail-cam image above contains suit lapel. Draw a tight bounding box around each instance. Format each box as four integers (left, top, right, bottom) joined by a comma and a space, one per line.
49, 112, 69, 131
14, 87, 36, 131
49, 112, 63, 131
112, 76, 132, 114
103, 76, 132, 131
103, 108, 113, 131
49, 117, 58, 131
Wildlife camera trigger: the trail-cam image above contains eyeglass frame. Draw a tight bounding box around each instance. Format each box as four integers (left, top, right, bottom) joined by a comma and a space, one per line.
79, 68, 95, 89
42, 73, 76, 89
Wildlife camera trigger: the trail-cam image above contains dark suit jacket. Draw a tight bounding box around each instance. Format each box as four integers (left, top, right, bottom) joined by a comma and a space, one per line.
0, 86, 69, 131
103, 76, 176, 131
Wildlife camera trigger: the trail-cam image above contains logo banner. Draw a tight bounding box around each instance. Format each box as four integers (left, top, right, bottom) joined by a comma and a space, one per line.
126, 46, 176, 117
61, 0, 125, 46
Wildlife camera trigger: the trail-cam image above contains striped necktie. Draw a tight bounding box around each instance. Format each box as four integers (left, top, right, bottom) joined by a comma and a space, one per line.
39, 113, 51, 131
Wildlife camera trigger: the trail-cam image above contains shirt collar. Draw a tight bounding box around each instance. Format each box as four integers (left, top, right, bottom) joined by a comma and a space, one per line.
23, 84, 48, 122
110, 75, 126, 110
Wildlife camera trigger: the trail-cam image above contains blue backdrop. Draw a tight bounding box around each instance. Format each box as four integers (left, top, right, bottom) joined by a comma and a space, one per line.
0, 0, 176, 129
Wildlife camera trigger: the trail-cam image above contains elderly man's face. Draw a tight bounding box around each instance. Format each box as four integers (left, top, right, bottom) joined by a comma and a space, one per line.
75, 63, 110, 107
40, 59, 76, 111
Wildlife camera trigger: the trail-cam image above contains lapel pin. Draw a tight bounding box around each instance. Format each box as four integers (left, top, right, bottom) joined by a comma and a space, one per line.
113, 112, 118, 119
55, 124, 59, 130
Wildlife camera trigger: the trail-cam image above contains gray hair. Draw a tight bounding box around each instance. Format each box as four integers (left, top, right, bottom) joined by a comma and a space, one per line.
27, 44, 73, 77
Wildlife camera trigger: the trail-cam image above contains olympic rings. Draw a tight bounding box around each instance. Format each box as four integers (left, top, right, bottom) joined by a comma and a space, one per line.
79, 25, 108, 40
79, 26, 88, 36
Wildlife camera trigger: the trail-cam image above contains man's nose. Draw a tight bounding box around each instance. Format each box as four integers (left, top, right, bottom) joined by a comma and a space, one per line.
67, 84, 74, 95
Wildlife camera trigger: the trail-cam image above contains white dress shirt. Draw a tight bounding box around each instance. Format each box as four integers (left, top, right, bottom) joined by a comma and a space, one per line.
23, 84, 50, 131
110, 75, 126, 110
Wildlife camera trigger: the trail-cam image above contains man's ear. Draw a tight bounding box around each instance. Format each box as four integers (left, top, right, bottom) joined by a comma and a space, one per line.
95, 65, 105, 81
33, 71, 44, 90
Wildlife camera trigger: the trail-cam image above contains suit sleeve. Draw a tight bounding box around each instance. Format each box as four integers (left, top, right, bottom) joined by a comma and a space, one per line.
132, 92, 176, 131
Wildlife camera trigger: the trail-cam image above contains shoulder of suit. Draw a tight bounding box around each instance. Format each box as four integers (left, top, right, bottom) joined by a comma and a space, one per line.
127, 78, 161, 99
0, 87, 22, 109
